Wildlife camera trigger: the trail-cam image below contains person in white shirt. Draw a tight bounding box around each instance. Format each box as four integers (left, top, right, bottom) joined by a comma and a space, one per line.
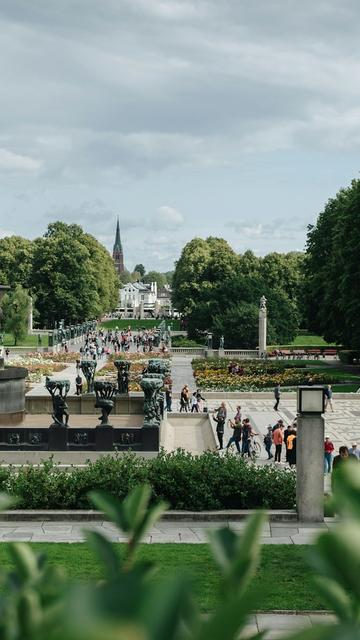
349, 442, 360, 460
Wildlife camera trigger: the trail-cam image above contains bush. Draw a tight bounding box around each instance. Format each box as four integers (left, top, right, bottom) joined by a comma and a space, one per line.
338, 350, 360, 364
1, 451, 296, 510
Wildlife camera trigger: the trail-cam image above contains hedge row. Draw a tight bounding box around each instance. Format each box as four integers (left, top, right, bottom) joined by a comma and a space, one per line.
0, 451, 296, 511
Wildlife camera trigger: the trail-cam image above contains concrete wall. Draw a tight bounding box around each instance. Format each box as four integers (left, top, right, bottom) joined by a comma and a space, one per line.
26, 393, 144, 415
0, 368, 28, 425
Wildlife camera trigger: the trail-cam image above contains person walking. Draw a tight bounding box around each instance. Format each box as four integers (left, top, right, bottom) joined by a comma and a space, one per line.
324, 436, 334, 473
226, 409, 242, 453
273, 422, 284, 463
191, 392, 199, 413
274, 384, 281, 411
324, 385, 334, 412
287, 428, 297, 467
165, 385, 172, 412
180, 385, 190, 412
263, 426, 273, 460
75, 374, 83, 396
213, 402, 227, 450
349, 442, 360, 460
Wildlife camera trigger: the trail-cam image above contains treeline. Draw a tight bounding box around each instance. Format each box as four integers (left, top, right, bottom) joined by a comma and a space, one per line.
0, 222, 119, 327
172, 238, 305, 348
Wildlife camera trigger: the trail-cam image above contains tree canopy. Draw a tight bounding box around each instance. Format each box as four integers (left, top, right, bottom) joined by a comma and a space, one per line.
172, 238, 301, 348
1, 284, 30, 345
0, 236, 34, 288
304, 179, 360, 347
30, 222, 119, 327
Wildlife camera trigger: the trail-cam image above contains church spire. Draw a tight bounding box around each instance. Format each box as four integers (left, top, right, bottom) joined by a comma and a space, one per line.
112, 216, 125, 274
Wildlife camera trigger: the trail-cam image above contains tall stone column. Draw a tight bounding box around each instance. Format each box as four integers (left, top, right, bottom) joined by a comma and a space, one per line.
258, 295, 267, 358
28, 296, 33, 334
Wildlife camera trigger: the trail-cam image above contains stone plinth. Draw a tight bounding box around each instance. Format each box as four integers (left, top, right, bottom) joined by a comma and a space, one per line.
296, 414, 325, 522
0, 367, 28, 425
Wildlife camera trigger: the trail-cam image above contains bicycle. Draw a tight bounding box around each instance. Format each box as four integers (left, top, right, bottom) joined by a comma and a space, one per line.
248, 434, 261, 462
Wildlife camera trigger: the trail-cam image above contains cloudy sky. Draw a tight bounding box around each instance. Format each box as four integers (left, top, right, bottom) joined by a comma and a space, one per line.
1, 0, 359, 271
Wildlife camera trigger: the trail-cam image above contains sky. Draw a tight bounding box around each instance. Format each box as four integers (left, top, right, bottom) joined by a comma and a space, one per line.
0, 0, 360, 272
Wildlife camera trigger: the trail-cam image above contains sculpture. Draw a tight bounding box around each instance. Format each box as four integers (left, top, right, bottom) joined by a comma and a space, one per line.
45, 377, 70, 427
148, 358, 170, 377
140, 376, 164, 427
260, 295, 267, 310
219, 335, 224, 349
80, 360, 97, 393
114, 360, 130, 394
94, 381, 117, 426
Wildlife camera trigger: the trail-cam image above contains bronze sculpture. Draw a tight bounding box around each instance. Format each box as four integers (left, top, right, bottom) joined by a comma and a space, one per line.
94, 381, 117, 426
114, 360, 130, 394
45, 377, 70, 427
80, 359, 97, 393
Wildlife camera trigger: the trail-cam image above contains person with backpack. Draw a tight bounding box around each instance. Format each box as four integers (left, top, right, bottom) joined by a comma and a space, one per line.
263, 426, 273, 460
274, 383, 281, 411
213, 402, 227, 449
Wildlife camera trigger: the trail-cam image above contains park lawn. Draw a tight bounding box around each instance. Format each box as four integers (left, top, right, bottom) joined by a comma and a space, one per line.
3, 333, 49, 347
100, 319, 180, 331
270, 335, 339, 349
0, 544, 325, 611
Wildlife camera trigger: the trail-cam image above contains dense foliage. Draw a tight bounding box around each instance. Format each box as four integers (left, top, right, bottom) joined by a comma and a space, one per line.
0, 284, 30, 345
172, 238, 303, 348
0, 451, 296, 510
0, 223, 119, 327
304, 178, 360, 348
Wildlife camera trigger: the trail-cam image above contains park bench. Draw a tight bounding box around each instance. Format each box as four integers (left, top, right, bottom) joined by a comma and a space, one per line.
323, 349, 338, 359
306, 349, 321, 359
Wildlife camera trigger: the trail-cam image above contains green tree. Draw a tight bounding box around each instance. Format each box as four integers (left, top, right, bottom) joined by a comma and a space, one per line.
304, 179, 360, 347
31, 222, 118, 326
1, 284, 30, 345
143, 270, 167, 288
0, 236, 34, 288
134, 263, 145, 277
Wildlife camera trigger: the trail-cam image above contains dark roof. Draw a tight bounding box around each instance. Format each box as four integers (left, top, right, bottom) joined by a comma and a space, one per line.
113, 217, 123, 253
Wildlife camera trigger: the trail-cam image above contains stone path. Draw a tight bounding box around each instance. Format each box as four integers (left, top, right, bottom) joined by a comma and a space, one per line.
171, 355, 197, 393
0, 518, 335, 543
27, 356, 109, 397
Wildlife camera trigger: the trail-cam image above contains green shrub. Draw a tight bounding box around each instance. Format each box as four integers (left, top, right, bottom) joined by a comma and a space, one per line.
1, 451, 296, 510
338, 350, 360, 364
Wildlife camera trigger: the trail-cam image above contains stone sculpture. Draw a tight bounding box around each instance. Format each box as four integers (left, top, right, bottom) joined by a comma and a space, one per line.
114, 360, 130, 394
140, 376, 164, 427
219, 335, 224, 349
94, 381, 117, 426
45, 377, 70, 427
148, 358, 170, 377
80, 359, 97, 393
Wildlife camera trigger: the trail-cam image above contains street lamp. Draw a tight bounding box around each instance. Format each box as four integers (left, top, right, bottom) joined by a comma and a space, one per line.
297, 386, 325, 414
297, 385, 325, 522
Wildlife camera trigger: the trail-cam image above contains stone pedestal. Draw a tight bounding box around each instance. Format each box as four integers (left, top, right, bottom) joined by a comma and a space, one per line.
0, 367, 28, 425
49, 426, 68, 450
218, 348, 225, 357
205, 349, 214, 358
141, 426, 159, 451
95, 426, 114, 451
296, 414, 325, 522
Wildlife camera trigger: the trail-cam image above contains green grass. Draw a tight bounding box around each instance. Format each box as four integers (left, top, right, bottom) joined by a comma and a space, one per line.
0, 544, 326, 611
2, 333, 49, 347
270, 335, 339, 349
333, 384, 360, 393
99, 319, 180, 331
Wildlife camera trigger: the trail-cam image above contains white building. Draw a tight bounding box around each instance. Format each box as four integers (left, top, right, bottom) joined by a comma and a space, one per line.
118, 281, 172, 318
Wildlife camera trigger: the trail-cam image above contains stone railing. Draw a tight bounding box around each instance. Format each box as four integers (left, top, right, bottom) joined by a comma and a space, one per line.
170, 347, 206, 356
224, 350, 259, 359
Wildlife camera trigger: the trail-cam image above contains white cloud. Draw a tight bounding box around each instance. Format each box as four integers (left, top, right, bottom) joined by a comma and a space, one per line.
156, 206, 184, 227
0, 148, 41, 172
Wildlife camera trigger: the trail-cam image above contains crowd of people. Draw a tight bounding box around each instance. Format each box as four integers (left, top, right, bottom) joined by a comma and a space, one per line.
179, 385, 206, 413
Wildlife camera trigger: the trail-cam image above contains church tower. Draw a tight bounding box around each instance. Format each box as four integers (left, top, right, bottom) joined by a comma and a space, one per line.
112, 217, 125, 274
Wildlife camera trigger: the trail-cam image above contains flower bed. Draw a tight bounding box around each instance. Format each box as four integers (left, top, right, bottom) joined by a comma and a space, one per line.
192, 358, 338, 391
8, 356, 67, 383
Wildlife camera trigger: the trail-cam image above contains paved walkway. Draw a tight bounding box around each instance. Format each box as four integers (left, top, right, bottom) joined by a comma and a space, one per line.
27, 356, 109, 397
171, 355, 197, 393
0, 518, 335, 543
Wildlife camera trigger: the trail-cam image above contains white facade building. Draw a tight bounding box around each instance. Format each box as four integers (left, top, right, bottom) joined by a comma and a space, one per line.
118, 281, 172, 318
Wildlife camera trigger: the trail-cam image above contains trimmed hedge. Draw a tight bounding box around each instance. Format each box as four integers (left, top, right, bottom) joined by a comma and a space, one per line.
0, 451, 296, 510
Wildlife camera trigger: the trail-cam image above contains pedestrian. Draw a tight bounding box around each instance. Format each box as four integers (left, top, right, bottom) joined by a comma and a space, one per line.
165, 386, 172, 412
241, 418, 252, 457
283, 424, 293, 462
332, 446, 357, 472
75, 374, 83, 396
226, 411, 242, 453
324, 436, 334, 473
287, 428, 297, 467
191, 392, 199, 413
195, 389, 206, 411
272, 422, 284, 463
349, 442, 360, 460
180, 385, 190, 412
263, 426, 273, 460
274, 384, 281, 411
213, 402, 227, 450
324, 385, 333, 412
